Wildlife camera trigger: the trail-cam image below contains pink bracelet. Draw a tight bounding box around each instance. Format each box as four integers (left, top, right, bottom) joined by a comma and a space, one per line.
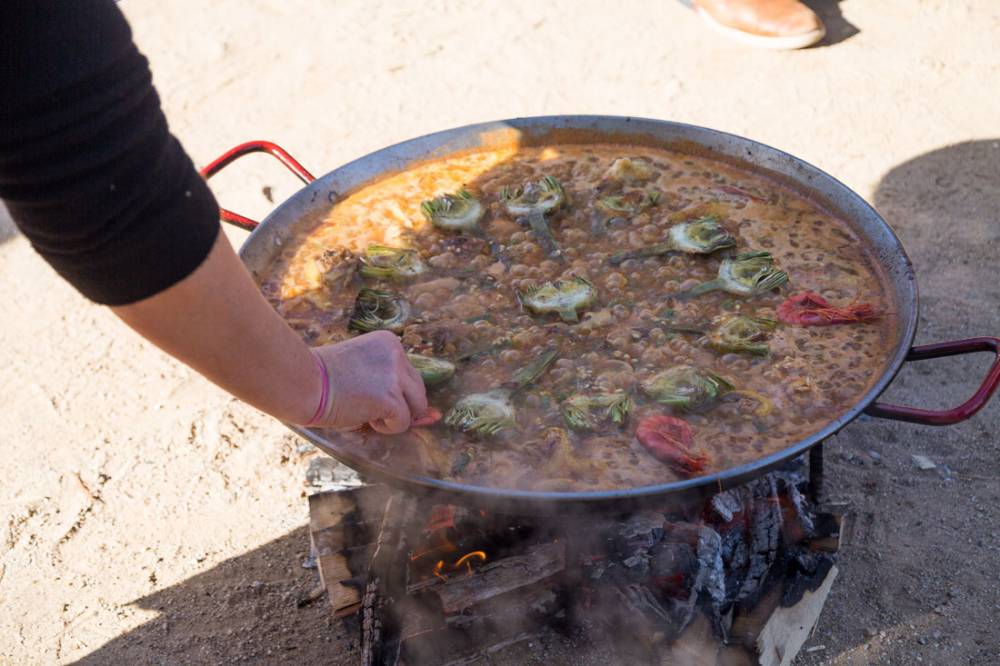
304, 352, 331, 427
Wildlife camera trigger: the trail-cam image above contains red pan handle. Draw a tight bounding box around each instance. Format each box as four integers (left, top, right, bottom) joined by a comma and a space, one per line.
864, 337, 1000, 425
199, 141, 316, 231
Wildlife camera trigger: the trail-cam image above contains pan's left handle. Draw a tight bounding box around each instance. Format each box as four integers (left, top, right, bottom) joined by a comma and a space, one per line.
200, 141, 316, 231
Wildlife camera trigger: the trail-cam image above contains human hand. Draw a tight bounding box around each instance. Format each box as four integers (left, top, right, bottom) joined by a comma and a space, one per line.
310, 330, 429, 434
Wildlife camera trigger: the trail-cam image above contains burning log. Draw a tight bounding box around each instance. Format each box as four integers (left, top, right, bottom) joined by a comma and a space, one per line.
411, 541, 565, 613
304, 457, 841, 666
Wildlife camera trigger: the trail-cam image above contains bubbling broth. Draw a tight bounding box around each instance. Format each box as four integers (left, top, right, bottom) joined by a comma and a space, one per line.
259, 144, 895, 491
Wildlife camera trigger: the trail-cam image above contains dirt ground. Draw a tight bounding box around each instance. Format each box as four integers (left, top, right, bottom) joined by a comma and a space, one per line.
2, 1, 999, 664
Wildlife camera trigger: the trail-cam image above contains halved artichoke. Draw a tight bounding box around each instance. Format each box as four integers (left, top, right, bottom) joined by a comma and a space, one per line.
421, 189, 484, 232
348, 288, 411, 333
607, 216, 735, 266
668, 217, 737, 254
561, 392, 632, 431
641, 365, 734, 411
679, 251, 789, 298
595, 190, 661, 217
444, 389, 517, 436
500, 175, 566, 256
518, 277, 597, 323
444, 350, 557, 436
359, 245, 427, 281
406, 353, 456, 387
706, 315, 777, 356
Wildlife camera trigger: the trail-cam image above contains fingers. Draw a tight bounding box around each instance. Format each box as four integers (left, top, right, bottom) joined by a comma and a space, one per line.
402, 357, 424, 387
312, 331, 436, 433
410, 407, 442, 427
369, 392, 412, 435
400, 373, 429, 420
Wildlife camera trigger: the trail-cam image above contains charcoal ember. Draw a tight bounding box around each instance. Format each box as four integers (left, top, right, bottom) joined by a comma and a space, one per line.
616, 512, 666, 549
661, 521, 703, 546
783, 478, 816, 537
720, 520, 750, 601
584, 557, 609, 582
661, 525, 728, 636
711, 489, 743, 523
694, 527, 727, 609
649, 540, 696, 595
734, 477, 781, 606
781, 550, 835, 606
613, 582, 672, 623
622, 552, 650, 575
606, 512, 666, 577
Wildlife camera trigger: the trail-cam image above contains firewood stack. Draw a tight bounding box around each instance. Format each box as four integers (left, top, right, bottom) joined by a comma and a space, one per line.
307, 463, 841, 666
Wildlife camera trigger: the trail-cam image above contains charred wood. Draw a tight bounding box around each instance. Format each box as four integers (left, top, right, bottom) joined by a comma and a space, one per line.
399, 587, 556, 665
308, 485, 389, 617
414, 541, 565, 614
735, 477, 781, 607
361, 495, 417, 666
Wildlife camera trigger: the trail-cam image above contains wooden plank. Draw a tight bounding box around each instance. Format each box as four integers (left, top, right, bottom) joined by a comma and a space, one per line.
308, 486, 388, 617
756, 565, 839, 666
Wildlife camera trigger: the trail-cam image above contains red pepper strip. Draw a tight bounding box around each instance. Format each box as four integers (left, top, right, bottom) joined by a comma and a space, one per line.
411, 407, 443, 427
719, 184, 768, 203
635, 415, 708, 478
778, 291, 880, 327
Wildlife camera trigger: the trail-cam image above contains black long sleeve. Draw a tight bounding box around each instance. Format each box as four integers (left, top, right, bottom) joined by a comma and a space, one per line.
0, 1, 220, 305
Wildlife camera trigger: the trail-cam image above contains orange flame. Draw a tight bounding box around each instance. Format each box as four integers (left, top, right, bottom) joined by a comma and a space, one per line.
453, 550, 487, 570
433, 560, 447, 581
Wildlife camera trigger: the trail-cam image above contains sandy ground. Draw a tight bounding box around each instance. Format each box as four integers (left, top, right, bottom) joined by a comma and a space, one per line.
2, 1, 999, 664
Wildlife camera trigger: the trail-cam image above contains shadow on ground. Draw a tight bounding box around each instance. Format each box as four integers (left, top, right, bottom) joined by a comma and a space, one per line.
874, 139, 1000, 334
805, 0, 859, 47
71, 526, 358, 665
796, 140, 1000, 665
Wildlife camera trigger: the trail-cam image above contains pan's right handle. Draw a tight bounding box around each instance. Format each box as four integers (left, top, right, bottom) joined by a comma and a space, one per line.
199, 141, 316, 231
864, 337, 1000, 425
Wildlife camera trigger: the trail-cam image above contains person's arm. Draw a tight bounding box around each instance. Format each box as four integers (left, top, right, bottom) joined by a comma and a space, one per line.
1, 1, 426, 433
112, 231, 427, 432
